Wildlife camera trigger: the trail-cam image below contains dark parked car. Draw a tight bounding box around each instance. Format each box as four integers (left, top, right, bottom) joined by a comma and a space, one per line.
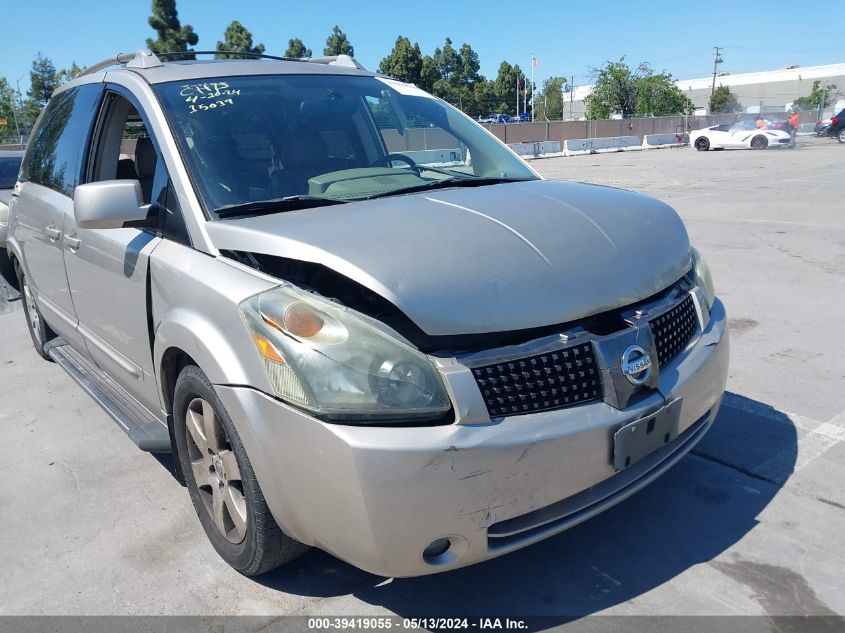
815, 118, 832, 136
825, 109, 845, 143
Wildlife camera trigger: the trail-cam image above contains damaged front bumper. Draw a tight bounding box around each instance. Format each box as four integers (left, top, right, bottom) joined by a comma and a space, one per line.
215, 298, 729, 578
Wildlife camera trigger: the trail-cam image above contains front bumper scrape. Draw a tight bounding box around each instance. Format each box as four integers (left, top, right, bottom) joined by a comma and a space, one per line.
214, 297, 728, 578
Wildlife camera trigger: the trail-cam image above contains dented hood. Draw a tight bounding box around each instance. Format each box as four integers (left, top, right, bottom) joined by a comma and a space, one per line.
205, 179, 691, 336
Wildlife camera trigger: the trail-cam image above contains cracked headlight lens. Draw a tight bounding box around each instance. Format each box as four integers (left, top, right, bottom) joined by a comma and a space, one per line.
690, 246, 716, 309
240, 285, 451, 423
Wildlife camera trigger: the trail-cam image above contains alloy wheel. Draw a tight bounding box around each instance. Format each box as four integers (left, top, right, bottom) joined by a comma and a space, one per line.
184, 397, 247, 544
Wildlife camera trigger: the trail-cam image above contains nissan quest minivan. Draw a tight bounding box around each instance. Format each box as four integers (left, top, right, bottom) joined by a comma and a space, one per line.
5, 50, 728, 577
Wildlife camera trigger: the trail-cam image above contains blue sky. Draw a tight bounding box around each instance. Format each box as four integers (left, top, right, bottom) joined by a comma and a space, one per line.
3, 0, 843, 94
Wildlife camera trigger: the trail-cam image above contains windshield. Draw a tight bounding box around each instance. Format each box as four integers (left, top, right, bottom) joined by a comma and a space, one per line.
154, 74, 537, 218
0, 156, 22, 189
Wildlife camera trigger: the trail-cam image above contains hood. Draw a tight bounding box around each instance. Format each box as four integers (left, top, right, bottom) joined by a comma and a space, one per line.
206, 180, 691, 336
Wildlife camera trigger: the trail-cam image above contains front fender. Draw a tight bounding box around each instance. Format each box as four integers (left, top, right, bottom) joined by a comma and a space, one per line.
154, 309, 275, 399
150, 240, 279, 410
4, 232, 24, 273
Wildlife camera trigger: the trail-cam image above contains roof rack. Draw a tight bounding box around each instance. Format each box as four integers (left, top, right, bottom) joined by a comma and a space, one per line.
156, 50, 291, 61
78, 51, 146, 77
302, 55, 366, 70
78, 49, 366, 78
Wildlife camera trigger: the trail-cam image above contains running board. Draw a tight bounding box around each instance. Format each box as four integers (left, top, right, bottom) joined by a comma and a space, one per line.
49, 342, 172, 452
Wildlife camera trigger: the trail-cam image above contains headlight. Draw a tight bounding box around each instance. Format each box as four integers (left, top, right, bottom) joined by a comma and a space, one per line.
689, 246, 716, 309
239, 285, 451, 423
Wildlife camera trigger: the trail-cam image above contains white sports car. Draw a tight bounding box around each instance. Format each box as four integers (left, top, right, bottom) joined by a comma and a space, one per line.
691, 119, 791, 151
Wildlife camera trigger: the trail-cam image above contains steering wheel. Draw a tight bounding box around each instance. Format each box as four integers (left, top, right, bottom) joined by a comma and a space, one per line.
370, 153, 419, 173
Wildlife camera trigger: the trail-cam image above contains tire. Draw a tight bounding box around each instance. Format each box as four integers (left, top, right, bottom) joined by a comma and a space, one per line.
173, 364, 308, 576
751, 136, 768, 150
838, 128, 845, 143
15, 262, 55, 361
694, 137, 710, 151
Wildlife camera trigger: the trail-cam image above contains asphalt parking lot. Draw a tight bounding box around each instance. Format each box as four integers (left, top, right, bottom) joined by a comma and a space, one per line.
0, 138, 843, 622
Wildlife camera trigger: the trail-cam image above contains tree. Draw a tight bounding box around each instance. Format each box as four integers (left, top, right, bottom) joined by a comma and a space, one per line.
22, 53, 59, 126
0, 77, 22, 143
215, 21, 264, 59
323, 25, 353, 56
585, 58, 647, 119
635, 72, 693, 116
586, 58, 693, 118
709, 85, 743, 113
533, 76, 567, 120
56, 62, 83, 84
425, 38, 487, 115
491, 61, 526, 116
27, 54, 58, 110
419, 55, 439, 93
794, 80, 840, 111
146, 0, 199, 55
284, 38, 312, 58
379, 36, 423, 85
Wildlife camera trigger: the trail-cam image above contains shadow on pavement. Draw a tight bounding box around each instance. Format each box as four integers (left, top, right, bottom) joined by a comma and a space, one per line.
0, 250, 21, 314
251, 392, 797, 620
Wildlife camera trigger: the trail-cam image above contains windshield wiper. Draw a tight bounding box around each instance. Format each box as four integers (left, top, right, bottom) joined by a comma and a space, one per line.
216, 195, 348, 219
364, 177, 529, 200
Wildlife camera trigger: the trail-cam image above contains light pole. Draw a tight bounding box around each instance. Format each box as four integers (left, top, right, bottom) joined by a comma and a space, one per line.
15, 73, 26, 143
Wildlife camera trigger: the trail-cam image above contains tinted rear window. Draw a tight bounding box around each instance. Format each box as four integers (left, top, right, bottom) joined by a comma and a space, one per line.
22, 84, 102, 197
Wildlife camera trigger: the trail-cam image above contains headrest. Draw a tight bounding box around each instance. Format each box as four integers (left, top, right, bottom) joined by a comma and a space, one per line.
135, 137, 157, 179
115, 158, 138, 180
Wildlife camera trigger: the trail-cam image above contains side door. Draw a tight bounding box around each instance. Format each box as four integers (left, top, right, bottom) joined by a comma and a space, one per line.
63, 87, 177, 414
727, 122, 754, 147
12, 83, 103, 352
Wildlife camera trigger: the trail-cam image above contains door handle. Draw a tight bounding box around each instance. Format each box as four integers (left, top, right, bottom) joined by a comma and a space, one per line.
64, 234, 81, 250
45, 225, 62, 241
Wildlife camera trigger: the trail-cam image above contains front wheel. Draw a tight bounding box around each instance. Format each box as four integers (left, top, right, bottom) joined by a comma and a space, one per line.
838, 128, 845, 143
750, 135, 768, 150
173, 365, 308, 576
694, 137, 710, 151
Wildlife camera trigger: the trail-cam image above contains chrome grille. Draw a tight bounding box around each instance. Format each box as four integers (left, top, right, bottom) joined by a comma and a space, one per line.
649, 294, 698, 367
471, 342, 602, 418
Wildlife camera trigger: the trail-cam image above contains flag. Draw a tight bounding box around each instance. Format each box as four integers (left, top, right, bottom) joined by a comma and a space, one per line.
532, 56, 539, 68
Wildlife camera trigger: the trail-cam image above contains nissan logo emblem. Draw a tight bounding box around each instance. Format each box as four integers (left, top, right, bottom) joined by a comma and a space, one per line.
621, 344, 652, 386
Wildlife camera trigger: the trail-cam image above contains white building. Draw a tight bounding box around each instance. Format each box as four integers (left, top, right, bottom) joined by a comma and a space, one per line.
566, 62, 845, 118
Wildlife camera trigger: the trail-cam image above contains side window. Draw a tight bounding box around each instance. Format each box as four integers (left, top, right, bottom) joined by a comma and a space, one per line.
89, 91, 190, 245
22, 84, 101, 196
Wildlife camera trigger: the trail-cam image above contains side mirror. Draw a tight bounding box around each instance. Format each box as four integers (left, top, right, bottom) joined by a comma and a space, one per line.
74, 180, 149, 230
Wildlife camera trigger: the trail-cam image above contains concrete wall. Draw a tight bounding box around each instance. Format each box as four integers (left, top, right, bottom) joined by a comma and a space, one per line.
481, 114, 746, 144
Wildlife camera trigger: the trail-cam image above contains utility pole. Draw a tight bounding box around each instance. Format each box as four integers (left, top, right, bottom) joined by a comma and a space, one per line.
570, 75, 574, 120
710, 46, 724, 96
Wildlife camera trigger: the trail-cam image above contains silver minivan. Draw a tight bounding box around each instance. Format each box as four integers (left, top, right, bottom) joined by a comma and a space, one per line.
6, 50, 728, 578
